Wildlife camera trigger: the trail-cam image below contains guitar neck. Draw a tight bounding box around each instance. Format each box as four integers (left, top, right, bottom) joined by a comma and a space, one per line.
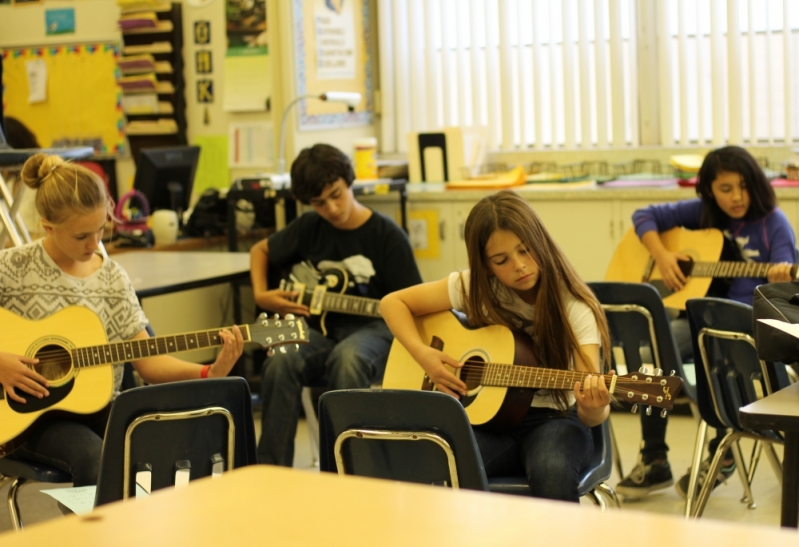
71, 326, 253, 369
479, 363, 609, 391
321, 292, 382, 318
689, 261, 799, 279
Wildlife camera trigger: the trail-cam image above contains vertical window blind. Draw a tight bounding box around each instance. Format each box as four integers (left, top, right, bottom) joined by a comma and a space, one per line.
377, 0, 799, 154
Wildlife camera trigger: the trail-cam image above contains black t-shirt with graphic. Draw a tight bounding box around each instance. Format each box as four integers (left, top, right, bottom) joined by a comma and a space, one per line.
267, 209, 422, 329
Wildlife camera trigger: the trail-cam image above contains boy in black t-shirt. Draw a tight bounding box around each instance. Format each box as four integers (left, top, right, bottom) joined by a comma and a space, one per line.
249, 143, 422, 466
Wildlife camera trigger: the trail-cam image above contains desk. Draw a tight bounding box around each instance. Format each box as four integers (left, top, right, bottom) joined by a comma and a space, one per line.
740, 382, 799, 528
112, 251, 250, 299
2, 465, 798, 545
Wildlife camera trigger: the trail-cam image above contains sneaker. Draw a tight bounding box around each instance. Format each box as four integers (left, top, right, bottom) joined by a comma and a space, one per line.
616, 457, 674, 500
675, 458, 736, 499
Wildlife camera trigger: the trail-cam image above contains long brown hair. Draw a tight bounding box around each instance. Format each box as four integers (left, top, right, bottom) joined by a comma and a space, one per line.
461, 190, 611, 410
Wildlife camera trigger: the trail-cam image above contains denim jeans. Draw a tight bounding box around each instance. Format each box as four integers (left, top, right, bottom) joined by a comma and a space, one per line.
257, 319, 393, 466
473, 407, 593, 502
13, 413, 108, 487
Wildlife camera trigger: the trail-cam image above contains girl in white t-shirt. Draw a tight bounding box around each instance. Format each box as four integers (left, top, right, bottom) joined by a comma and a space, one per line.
380, 190, 612, 502
0, 153, 244, 487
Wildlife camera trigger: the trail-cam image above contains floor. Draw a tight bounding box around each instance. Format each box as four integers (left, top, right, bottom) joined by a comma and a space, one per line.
0, 406, 786, 534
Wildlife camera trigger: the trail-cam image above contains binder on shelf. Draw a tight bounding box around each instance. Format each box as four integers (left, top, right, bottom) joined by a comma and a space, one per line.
125, 119, 178, 135
118, 54, 156, 73
123, 20, 174, 35
123, 41, 172, 55
119, 11, 158, 31
119, 73, 158, 92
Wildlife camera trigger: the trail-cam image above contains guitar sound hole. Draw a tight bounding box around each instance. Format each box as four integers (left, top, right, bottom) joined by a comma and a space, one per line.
33, 344, 72, 382
462, 355, 484, 392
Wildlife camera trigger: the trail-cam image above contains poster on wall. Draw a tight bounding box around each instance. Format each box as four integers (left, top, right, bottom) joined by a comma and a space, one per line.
293, 0, 372, 130
224, 0, 270, 112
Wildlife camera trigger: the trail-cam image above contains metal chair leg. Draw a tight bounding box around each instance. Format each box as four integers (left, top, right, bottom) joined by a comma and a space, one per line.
594, 482, 622, 509
301, 386, 320, 467
6, 476, 25, 531
692, 431, 740, 518
608, 419, 623, 479
730, 439, 756, 508
684, 419, 708, 517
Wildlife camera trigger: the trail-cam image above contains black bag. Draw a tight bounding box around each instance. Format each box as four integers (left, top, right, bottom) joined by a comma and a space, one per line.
185, 188, 227, 237
752, 281, 799, 365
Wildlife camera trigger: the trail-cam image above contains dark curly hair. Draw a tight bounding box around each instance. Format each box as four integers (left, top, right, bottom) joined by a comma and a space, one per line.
289, 143, 354, 204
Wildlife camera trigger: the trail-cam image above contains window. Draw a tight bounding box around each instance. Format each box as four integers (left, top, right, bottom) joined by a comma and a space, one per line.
377, 0, 799, 153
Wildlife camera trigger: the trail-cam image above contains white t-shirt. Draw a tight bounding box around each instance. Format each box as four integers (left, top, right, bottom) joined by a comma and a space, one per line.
447, 270, 600, 408
0, 239, 149, 393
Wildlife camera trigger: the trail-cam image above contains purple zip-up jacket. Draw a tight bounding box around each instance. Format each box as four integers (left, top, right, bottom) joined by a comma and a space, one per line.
632, 198, 796, 305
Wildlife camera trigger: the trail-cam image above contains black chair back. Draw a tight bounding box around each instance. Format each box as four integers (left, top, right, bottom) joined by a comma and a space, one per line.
94, 377, 257, 507
587, 282, 695, 401
685, 298, 772, 432
318, 389, 489, 491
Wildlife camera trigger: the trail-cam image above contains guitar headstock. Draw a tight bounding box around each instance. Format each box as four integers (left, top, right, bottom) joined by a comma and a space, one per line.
613, 372, 684, 411
249, 313, 309, 353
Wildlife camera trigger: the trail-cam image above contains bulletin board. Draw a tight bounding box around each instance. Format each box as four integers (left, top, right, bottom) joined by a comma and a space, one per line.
293, 0, 373, 130
1, 43, 125, 154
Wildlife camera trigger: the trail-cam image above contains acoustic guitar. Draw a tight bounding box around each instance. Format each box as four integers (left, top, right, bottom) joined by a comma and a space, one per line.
279, 261, 381, 335
0, 306, 309, 456
382, 310, 683, 431
605, 227, 798, 310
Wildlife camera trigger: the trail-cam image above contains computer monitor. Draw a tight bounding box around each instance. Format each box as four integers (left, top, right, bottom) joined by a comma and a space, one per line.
133, 146, 200, 226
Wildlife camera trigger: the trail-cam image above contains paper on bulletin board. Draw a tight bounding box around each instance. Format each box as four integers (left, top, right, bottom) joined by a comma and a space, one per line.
223, 51, 270, 112
313, 0, 356, 80
408, 210, 440, 260
229, 122, 272, 168
25, 59, 47, 103
192, 135, 230, 197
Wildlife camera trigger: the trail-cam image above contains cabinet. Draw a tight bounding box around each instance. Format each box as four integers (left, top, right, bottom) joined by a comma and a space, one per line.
118, 2, 187, 161
362, 185, 799, 283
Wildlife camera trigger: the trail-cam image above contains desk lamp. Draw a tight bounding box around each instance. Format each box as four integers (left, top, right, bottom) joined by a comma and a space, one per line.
276, 91, 362, 180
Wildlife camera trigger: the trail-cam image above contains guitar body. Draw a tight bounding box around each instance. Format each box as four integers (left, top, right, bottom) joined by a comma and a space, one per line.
382, 310, 538, 430
605, 227, 723, 309
0, 306, 114, 454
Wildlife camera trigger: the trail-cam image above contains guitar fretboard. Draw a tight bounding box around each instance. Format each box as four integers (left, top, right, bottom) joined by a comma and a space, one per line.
688, 261, 797, 279
71, 327, 253, 369
480, 363, 608, 390
321, 293, 381, 317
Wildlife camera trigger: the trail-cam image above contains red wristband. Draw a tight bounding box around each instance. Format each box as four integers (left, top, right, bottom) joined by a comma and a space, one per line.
200, 365, 211, 379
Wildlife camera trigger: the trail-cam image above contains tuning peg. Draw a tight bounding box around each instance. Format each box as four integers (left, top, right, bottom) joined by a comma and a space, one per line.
285, 313, 295, 320
279, 279, 286, 289
273, 314, 280, 320
638, 366, 647, 373
279, 346, 287, 354
660, 409, 668, 418
654, 368, 663, 376
646, 406, 652, 416
294, 344, 299, 351
631, 404, 638, 414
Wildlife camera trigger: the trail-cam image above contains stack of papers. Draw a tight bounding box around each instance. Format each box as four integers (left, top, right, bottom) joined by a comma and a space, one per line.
118, 54, 156, 74
119, 73, 158, 92
119, 11, 158, 31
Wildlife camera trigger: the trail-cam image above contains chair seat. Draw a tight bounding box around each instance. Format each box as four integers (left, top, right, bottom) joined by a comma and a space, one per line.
0, 456, 71, 483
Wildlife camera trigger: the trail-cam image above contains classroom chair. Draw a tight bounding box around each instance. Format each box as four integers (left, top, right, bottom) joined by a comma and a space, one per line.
587, 281, 699, 481
0, 456, 71, 531
318, 389, 489, 490
94, 377, 257, 507
486, 420, 621, 509
684, 298, 784, 518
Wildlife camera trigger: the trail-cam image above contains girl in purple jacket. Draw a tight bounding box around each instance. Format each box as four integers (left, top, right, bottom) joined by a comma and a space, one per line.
617, 145, 795, 501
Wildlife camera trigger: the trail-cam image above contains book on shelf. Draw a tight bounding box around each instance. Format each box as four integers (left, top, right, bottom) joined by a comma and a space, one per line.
118, 54, 156, 73
119, 73, 158, 92
121, 93, 159, 114
118, 11, 158, 31
123, 20, 174, 34
123, 41, 172, 55
125, 118, 178, 135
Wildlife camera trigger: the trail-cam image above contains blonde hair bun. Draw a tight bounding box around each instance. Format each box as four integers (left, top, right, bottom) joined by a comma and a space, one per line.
20, 153, 66, 190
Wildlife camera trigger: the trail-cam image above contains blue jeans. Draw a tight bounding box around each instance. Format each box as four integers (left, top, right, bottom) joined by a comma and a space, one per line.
13, 414, 108, 487
257, 319, 393, 466
474, 407, 593, 502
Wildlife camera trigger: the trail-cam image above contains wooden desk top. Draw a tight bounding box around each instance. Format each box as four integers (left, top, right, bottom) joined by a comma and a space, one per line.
740, 381, 799, 432
3, 465, 798, 546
